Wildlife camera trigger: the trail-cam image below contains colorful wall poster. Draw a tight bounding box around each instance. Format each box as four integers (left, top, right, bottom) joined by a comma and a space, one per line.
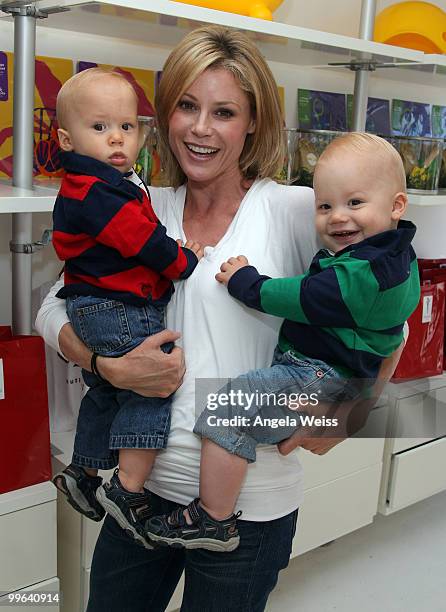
346, 95, 391, 135
77, 61, 155, 117
0, 53, 73, 179
391, 99, 432, 137
432, 105, 446, 138
298, 89, 346, 131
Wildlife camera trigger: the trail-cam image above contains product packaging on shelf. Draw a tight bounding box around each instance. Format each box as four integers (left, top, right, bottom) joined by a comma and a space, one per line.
277, 128, 341, 186
392, 281, 445, 380
390, 135, 444, 194
0, 327, 52, 495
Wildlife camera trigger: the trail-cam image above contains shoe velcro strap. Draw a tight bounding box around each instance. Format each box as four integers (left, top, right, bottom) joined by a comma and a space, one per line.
187, 498, 202, 523
168, 506, 185, 527
127, 496, 149, 507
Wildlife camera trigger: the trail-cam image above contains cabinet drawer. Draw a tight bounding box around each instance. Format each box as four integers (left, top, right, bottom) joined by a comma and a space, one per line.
298, 406, 386, 489
299, 437, 384, 489
390, 389, 446, 453
291, 463, 382, 557
0, 578, 60, 612
0, 498, 57, 593
387, 437, 446, 511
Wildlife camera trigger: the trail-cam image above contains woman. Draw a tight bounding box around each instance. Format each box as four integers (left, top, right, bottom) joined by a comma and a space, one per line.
37, 25, 399, 612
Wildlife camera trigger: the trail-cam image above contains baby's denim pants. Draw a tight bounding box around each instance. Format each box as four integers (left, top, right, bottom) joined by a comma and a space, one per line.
66, 295, 172, 470
194, 346, 358, 463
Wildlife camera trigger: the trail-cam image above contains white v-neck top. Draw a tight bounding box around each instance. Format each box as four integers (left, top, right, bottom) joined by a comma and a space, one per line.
37, 177, 318, 520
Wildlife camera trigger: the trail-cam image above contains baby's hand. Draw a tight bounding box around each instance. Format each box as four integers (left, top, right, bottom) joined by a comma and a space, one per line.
178, 239, 204, 261
215, 255, 250, 286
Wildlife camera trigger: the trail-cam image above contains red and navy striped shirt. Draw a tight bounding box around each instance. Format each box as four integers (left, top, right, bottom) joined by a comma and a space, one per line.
53, 152, 198, 306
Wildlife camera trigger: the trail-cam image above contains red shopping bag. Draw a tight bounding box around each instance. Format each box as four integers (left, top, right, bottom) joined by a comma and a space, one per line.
392, 282, 445, 380
0, 326, 51, 494
418, 260, 446, 370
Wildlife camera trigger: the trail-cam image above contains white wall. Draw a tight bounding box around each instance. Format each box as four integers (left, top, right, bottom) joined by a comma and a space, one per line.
1, 1, 446, 323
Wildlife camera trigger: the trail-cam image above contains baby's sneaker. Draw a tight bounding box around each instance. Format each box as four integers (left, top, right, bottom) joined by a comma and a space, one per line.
53, 464, 105, 522
146, 498, 241, 552
96, 469, 153, 549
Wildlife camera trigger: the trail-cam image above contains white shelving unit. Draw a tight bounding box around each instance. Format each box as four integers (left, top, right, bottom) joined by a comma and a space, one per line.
379, 374, 446, 515
2, 0, 446, 216
0, 181, 57, 213
0, 0, 424, 66
408, 193, 446, 206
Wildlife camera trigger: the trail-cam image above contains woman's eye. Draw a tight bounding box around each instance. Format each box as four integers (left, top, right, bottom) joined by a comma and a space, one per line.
93, 123, 105, 132
178, 100, 195, 111
216, 108, 233, 119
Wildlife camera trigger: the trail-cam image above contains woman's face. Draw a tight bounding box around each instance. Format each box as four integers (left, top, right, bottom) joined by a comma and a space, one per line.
168, 67, 256, 185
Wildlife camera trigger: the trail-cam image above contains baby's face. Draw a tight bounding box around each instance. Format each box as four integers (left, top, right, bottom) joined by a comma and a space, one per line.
61, 77, 140, 173
313, 149, 403, 253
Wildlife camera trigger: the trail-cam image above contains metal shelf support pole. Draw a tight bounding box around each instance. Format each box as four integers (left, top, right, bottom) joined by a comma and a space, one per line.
352, 0, 377, 131
10, 8, 36, 335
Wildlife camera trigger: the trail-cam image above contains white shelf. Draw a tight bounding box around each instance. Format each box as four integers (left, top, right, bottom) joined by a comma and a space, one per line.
1, 0, 423, 67
1, 184, 445, 212
0, 481, 56, 517
422, 54, 446, 73
0, 181, 57, 213
408, 193, 446, 207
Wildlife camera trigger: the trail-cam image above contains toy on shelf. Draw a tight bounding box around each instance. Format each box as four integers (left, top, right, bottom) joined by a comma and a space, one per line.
374, 1, 446, 53
173, 0, 283, 21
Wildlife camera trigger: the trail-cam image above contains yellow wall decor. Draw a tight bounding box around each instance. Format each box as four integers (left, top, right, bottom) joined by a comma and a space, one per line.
0, 53, 73, 179
374, 1, 446, 54
173, 0, 283, 21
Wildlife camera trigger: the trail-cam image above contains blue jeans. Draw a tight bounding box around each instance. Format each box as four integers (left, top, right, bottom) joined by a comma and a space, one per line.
87, 492, 299, 612
194, 346, 357, 463
66, 295, 173, 470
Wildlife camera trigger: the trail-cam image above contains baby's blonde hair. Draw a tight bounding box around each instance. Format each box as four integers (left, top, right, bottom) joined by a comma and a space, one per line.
56, 67, 138, 129
318, 132, 406, 192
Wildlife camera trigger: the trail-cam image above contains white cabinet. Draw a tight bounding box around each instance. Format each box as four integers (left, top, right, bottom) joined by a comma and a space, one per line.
0, 578, 61, 612
0, 482, 59, 611
379, 375, 446, 515
292, 404, 387, 557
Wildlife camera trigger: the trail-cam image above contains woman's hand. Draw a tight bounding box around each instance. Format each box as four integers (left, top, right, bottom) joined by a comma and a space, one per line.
59, 323, 185, 398
216, 255, 250, 286
277, 341, 405, 456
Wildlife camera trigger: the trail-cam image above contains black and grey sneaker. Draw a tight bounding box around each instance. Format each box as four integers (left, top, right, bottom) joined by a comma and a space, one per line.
146, 498, 241, 552
96, 469, 153, 549
53, 464, 105, 522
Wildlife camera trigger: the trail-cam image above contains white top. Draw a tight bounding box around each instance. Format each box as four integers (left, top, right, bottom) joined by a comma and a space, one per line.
36, 176, 318, 521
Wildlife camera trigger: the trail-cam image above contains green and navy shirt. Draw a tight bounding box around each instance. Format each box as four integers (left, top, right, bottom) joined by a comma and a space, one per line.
227, 220, 420, 379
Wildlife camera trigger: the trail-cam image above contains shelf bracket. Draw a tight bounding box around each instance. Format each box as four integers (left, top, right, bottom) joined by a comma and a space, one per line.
1, 3, 70, 18
10, 229, 53, 254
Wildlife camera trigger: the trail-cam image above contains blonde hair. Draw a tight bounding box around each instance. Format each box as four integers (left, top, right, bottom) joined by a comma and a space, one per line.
155, 25, 284, 188
56, 68, 138, 129
318, 132, 406, 192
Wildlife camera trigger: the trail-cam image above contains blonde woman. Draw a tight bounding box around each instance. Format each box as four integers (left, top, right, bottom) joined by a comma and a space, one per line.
37, 25, 401, 612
